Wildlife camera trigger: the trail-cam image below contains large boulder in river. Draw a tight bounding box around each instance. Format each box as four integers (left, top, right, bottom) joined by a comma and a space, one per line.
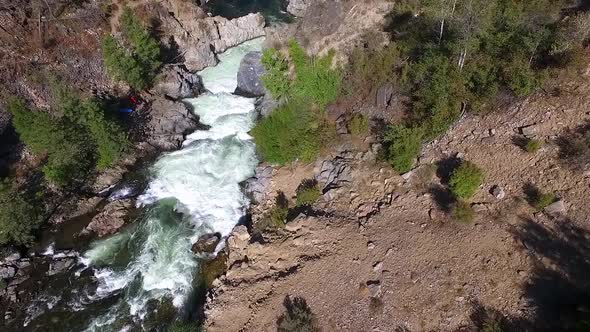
192, 233, 222, 254
154, 65, 205, 100
236, 52, 266, 97
146, 97, 205, 151
82, 199, 133, 237
156, 1, 266, 71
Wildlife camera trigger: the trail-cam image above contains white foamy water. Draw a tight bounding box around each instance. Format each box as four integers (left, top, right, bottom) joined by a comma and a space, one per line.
80, 37, 264, 331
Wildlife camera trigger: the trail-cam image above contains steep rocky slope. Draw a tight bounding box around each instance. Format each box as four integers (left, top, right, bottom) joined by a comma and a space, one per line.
205, 74, 590, 331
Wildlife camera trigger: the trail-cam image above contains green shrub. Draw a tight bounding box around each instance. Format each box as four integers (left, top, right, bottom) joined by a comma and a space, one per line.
251, 101, 322, 165
453, 200, 475, 223
277, 296, 320, 332
503, 57, 540, 97
344, 44, 400, 96
261, 48, 291, 100
256, 192, 289, 232
449, 161, 484, 199
296, 179, 321, 207
200, 252, 228, 288
534, 192, 557, 211
102, 7, 161, 90
0, 279, 6, 289
0, 179, 42, 246
349, 113, 369, 136
525, 139, 543, 153
384, 125, 423, 174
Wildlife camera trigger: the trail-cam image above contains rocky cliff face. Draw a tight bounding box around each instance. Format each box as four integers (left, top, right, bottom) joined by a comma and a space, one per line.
155, 1, 266, 71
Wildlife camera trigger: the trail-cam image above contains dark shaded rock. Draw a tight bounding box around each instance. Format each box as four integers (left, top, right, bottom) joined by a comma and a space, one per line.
47, 258, 75, 276
192, 233, 222, 254
82, 199, 133, 237
376, 83, 394, 108
236, 51, 267, 97
491, 185, 506, 200
154, 65, 204, 100
245, 166, 273, 204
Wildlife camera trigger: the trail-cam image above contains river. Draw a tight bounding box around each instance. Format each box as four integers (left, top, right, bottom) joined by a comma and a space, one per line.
19, 37, 264, 332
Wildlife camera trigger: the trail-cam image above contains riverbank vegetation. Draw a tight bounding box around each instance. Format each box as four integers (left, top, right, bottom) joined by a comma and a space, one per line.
8, 83, 128, 188
0, 179, 42, 246
365, 0, 590, 173
102, 7, 162, 90
252, 40, 340, 164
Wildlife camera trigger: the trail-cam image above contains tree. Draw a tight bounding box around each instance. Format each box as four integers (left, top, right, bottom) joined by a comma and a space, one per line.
8, 97, 93, 186
449, 160, 484, 199
0, 179, 42, 246
101, 7, 162, 90
51, 80, 129, 169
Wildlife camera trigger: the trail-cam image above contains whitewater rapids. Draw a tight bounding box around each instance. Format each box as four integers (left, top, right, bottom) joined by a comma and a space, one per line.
80, 38, 264, 330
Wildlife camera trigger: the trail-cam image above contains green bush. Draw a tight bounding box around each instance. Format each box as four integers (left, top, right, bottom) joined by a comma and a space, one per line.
289, 40, 341, 107
449, 161, 484, 199
255, 192, 289, 232
384, 125, 423, 174
533, 192, 557, 211
503, 57, 540, 97
0, 179, 42, 246
251, 101, 323, 165
277, 296, 320, 332
261, 40, 341, 107
525, 139, 543, 153
349, 113, 369, 136
261, 48, 291, 100
344, 44, 400, 96
453, 200, 475, 223
102, 7, 161, 90
296, 179, 321, 207
0, 279, 6, 289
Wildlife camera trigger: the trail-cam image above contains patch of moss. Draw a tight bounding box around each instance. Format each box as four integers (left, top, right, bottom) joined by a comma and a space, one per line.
200, 252, 228, 289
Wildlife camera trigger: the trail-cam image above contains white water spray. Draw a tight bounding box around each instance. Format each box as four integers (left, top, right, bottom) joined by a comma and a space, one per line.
80, 38, 264, 330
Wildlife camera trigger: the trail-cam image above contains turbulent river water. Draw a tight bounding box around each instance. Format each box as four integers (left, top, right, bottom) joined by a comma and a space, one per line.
22, 38, 264, 332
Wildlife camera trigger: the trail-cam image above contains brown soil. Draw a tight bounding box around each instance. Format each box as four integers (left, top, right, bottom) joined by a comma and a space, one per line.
205, 72, 590, 331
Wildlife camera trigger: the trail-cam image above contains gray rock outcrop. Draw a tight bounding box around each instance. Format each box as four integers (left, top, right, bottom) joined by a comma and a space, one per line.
244, 166, 273, 204
236, 52, 266, 97
146, 97, 205, 151
315, 157, 352, 192
154, 65, 205, 100
157, 1, 266, 72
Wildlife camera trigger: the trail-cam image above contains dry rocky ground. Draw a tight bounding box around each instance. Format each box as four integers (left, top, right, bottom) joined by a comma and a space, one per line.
205, 72, 590, 331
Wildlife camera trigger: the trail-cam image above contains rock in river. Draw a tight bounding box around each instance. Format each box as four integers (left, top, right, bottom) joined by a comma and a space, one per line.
82, 199, 133, 237
192, 233, 222, 254
235, 51, 266, 97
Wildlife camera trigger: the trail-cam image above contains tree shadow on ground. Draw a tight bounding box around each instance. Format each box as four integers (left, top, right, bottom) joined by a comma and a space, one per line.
508, 217, 590, 330
428, 184, 455, 213
436, 155, 462, 185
